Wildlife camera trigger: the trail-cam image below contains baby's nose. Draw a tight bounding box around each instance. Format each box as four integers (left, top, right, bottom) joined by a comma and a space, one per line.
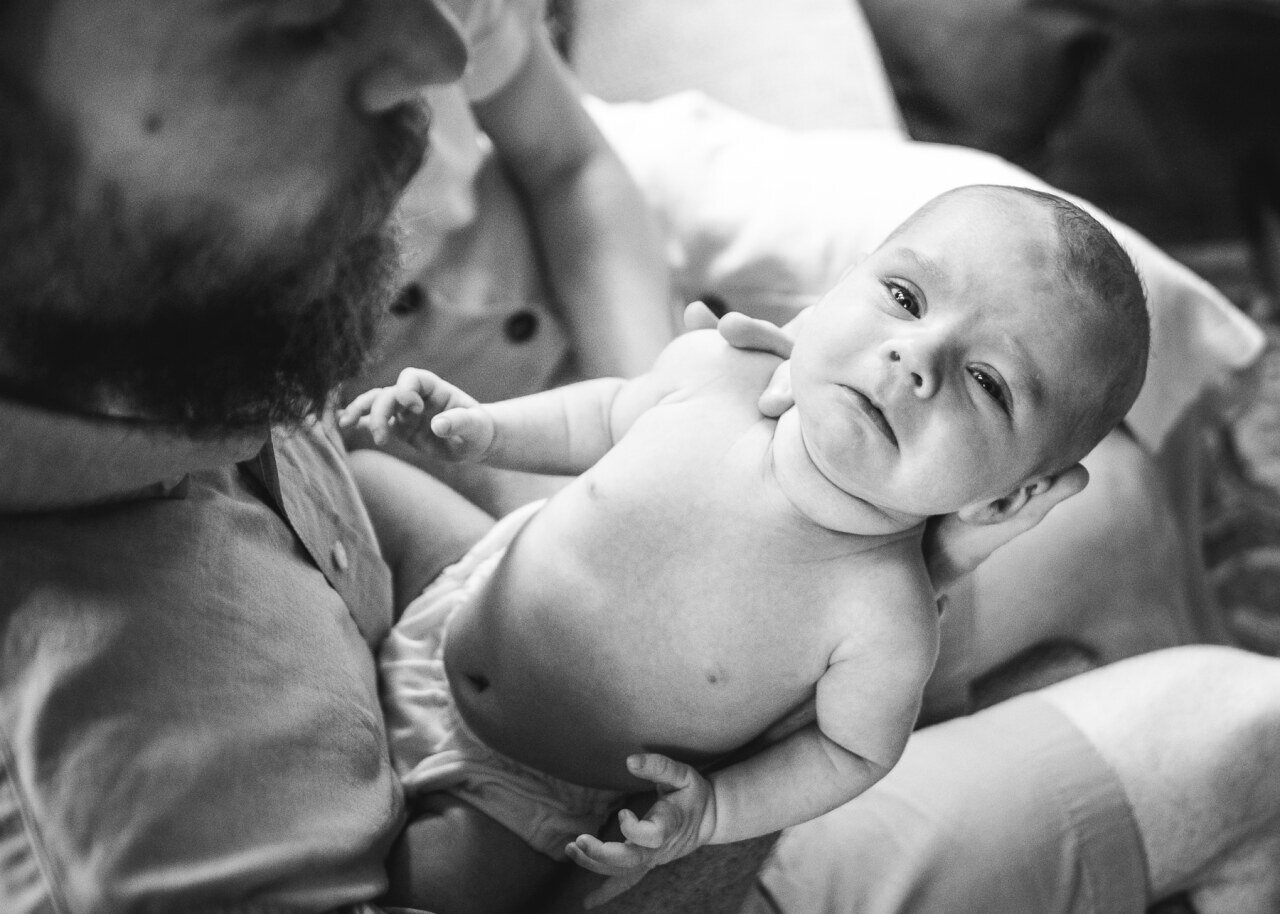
887, 347, 938, 399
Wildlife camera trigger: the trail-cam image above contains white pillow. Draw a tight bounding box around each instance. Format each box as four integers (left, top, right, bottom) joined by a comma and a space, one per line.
588, 91, 1265, 451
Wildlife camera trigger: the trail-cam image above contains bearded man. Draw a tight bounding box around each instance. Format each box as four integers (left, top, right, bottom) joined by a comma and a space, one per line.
0, 3, 484, 910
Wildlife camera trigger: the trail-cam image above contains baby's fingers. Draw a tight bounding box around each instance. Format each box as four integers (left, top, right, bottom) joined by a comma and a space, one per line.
626, 753, 698, 792
430, 407, 473, 439
565, 834, 654, 876
366, 388, 424, 445
618, 807, 670, 850
337, 388, 383, 427
429, 407, 492, 460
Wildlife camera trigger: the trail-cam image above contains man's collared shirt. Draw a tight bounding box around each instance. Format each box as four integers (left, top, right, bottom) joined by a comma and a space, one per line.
0, 401, 398, 912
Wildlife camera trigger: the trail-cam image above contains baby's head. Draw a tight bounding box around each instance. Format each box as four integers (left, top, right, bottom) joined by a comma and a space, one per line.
789, 184, 1149, 525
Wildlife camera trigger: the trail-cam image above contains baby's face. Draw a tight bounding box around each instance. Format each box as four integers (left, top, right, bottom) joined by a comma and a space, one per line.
788, 191, 1103, 517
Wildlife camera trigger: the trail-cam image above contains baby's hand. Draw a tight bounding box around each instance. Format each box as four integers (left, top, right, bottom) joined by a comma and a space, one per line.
337, 368, 495, 462
566, 753, 717, 908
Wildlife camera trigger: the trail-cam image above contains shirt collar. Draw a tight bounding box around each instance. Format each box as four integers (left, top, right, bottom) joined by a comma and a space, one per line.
0, 394, 267, 514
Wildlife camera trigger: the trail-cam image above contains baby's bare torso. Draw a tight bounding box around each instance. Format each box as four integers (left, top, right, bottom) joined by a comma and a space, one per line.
445, 340, 926, 789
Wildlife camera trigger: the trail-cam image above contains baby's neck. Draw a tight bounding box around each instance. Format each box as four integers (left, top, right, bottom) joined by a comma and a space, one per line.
769, 409, 926, 541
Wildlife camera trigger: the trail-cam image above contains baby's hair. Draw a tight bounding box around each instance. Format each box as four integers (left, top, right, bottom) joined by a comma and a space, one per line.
995, 186, 1149, 469
893, 185, 1150, 471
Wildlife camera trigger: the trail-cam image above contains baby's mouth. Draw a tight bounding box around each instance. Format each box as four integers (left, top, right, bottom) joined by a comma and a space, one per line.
840, 385, 898, 447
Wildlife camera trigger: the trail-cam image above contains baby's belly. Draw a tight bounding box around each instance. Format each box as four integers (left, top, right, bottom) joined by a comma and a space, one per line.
442, 505, 821, 790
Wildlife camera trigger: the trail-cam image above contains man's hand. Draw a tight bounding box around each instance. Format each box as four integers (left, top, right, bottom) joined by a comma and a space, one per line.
566, 753, 717, 908
338, 368, 495, 462
923, 465, 1090, 595
683, 301, 795, 417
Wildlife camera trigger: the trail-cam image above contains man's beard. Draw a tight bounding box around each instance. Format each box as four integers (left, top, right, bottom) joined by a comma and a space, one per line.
0, 87, 424, 435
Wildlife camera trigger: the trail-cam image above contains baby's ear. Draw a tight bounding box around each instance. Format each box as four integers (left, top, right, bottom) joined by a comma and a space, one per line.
956, 469, 1078, 526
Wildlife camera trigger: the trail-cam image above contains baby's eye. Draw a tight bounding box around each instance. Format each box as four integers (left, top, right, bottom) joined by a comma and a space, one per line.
886, 282, 920, 317
969, 366, 1009, 411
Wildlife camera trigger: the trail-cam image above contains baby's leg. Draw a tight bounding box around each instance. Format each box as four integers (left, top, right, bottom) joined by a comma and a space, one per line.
381, 792, 564, 914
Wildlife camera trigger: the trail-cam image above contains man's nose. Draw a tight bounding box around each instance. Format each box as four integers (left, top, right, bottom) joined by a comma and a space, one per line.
358, 0, 469, 114
883, 338, 941, 399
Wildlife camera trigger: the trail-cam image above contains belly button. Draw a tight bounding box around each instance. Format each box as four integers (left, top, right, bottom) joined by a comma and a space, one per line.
466, 672, 491, 692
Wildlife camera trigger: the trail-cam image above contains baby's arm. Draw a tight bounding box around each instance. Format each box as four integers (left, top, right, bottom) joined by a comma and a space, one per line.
340, 368, 623, 474
568, 590, 938, 903
706, 627, 934, 840
339, 336, 709, 476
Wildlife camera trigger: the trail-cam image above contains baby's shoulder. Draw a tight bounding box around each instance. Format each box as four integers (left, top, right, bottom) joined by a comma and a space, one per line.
828, 537, 938, 640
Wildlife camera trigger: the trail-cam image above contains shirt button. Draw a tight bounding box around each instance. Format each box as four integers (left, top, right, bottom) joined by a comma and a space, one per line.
391, 283, 428, 316
331, 540, 349, 574
503, 310, 539, 343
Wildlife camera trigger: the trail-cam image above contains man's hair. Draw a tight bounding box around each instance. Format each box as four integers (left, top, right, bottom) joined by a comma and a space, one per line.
897, 184, 1150, 471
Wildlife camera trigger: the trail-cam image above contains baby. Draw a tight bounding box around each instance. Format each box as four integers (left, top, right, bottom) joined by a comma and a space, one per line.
341, 184, 1149, 913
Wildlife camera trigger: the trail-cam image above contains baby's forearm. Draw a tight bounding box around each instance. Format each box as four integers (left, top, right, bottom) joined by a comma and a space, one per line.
478, 377, 627, 475
707, 724, 890, 845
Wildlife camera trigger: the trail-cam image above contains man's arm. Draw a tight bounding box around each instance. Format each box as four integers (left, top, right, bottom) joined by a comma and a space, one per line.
474, 24, 674, 379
